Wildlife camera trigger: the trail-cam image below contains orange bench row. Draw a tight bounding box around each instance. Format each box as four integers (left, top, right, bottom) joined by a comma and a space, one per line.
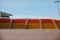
0, 19, 60, 29
0, 19, 60, 23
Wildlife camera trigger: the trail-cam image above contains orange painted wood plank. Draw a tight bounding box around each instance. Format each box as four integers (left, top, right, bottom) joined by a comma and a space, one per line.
29, 23, 40, 29
0, 23, 9, 29
28, 19, 39, 23
13, 23, 25, 29
0, 19, 10, 23
55, 20, 60, 23
42, 19, 53, 23
12, 19, 26, 23
43, 23, 55, 29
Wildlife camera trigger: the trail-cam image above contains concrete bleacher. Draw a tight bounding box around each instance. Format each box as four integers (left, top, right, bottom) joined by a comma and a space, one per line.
0, 18, 60, 29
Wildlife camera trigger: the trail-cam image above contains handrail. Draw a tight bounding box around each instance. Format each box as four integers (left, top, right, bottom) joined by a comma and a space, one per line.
9, 19, 13, 29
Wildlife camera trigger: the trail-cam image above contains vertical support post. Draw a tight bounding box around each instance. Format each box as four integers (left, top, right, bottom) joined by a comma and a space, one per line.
9, 19, 13, 29
52, 20, 59, 29
24, 19, 29, 29
39, 19, 43, 29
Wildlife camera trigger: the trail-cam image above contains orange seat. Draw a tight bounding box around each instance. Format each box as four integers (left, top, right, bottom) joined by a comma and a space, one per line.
0, 23, 10, 29
0, 19, 10, 29
12, 19, 26, 29
43, 23, 55, 29
42, 19, 55, 29
13, 23, 25, 29
29, 23, 40, 29
28, 19, 40, 29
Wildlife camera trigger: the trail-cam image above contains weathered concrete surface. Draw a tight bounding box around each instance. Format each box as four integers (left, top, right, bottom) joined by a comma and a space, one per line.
0, 29, 60, 40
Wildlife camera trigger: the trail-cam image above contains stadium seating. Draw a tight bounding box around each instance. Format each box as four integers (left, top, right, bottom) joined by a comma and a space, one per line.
0, 18, 60, 29
28, 19, 40, 29
42, 19, 55, 29
0, 18, 10, 29
13, 19, 26, 29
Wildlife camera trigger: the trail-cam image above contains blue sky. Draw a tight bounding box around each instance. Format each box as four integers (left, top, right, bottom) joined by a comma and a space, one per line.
0, 0, 60, 19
